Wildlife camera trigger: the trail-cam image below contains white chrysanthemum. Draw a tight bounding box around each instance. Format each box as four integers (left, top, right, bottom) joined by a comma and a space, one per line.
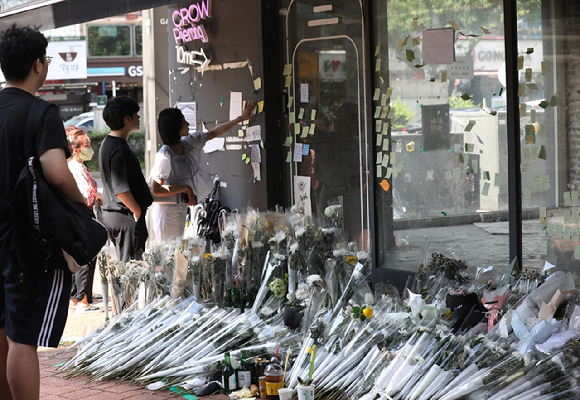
333, 249, 348, 257
251, 241, 263, 248
190, 256, 200, 263
307, 274, 322, 284
295, 284, 309, 300
212, 247, 227, 259
289, 243, 299, 254
364, 293, 375, 305
294, 227, 306, 238
356, 251, 369, 261
324, 205, 341, 217
261, 306, 273, 316
274, 253, 287, 261
272, 231, 286, 243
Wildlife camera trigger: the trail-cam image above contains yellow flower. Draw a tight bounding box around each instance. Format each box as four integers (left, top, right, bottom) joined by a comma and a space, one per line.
204, 253, 212, 260
362, 307, 373, 319
445, 309, 452, 319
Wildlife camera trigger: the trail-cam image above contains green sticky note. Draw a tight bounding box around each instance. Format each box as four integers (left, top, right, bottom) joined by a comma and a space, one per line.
523, 147, 531, 161
406, 49, 415, 62
441, 70, 447, 83
520, 163, 530, 173
525, 68, 532, 82
527, 83, 539, 90
294, 123, 300, 134
287, 96, 293, 108
242, 154, 246, 161
573, 210, 580, 225
564, 209, 572, 224
283, 64, 292, 76
285, 76, 292, 88
484, 171, 490, 180
465, 143, 475, 153
533, 175, 542, 184
517, 56, 524, 70
550, 94, 559, 107
574, 245, 580, 260
245, 158, 250, 164
238, 129, 244, 138
286, 151, 292, 162
548, 223, 556, 237
289, 112, 295, 124
382, 140, 389, 151
310, 123, 316, 135
301, 126, 309, 138
572, 191, 579, 206
374, 107, 382, 118
531, 110, 536, 123
283, 137, 293, 147
373, 88, 381, 101
482, 182, 490, 196
386, 167, 393, 178
518, 83, 526, 97
382, 155, 390, 168
376, 152, 383, 164
454, 167, 461, 181
540, 241, 548, 256
520, 103, 527, 116
458, 154, 464, 164
564, 191, 572, 207
524, 188, 531, 203
539, 100, 549, 109
494, 172, 502, 187
380, 107, 390, 119
461, 93, 471, 101
376, 134, 382, 147
573, 228, 580, 243
376, 120, 383, 133
382, 122, 389, 134
377, 165, 382, 178
298, 108, 304, 120
381, 94, 388, 107
471, 159, 478, 173
556, 224, 563, 239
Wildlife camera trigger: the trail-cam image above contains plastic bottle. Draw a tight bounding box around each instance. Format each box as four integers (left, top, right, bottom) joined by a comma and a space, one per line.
264, 357, 284, 399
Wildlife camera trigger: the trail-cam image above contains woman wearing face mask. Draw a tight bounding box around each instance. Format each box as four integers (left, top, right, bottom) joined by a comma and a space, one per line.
66, 125, 101, 313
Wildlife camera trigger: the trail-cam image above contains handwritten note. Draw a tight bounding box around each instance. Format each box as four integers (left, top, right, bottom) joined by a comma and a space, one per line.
229, 92, 243, 121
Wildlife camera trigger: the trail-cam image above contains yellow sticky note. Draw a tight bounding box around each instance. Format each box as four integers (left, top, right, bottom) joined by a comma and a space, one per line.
375, 44, 380, 56
242, 154, 247, 160
373, 89, 380, 101
283, 64, 292, 76
531, 110, 536, 123
518, 83, 526, 97
550, 94, 559, 107
517, 56, 524, 70
412, 37, 420, 47
253, 77, 262, 91
480, 26, 490, 34
441, 70, 447, 83
287, 96, 293, 108
413, 17, 419, 30
289, 112, 295, 124
283, 137, 293, 147
374, 107, 382, 119
301, 126, 309, 139
541, 61, 547, 75
376, 120, 382, 133
258, 101, 264, 113
525, 68, 532, 82
381, 94, 388, 107
294, 123, 300, 134
298, 108, 304, 120
286, 151, 292, 163
285, 76, 292, 88
376, 152, 383, 164
309, 123, 315, 135
386, 87, 393, 97
376, 134, 382, 147
448, 21, 460, 30
238, 129, 244, 138
375, 59, 381, 72
520, 103, 527, 116
311, 109, 316, 121
260, 140, 264, 149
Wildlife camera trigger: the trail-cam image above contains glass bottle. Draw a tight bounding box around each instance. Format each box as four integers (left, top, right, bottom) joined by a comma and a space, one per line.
222, 352, 236, 393
236, 350, 252, 389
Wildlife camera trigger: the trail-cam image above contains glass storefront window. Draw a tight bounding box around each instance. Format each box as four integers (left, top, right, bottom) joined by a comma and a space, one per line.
373, 0, 511, 272
87, 25, 132, 57
135, 25, 142, 56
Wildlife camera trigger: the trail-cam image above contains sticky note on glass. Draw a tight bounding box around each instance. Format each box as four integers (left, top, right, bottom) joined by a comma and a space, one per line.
283, 64, 292, 76
517, 56, 524, 70
386, 167, 393, 179
376, 152, 383, 164
287, 96, 293, 108
301, 126, 309, 138
548, 223, 556, 237
531, 110, 536, 123
454, 167, 461, 181
550, 94, 559, 107
406, 49, 415, 62
375, 44, 380, 56
242, 154, 247, 161
523, 147, 531, 161
386, 87, 393, 97
283, 136, 293, 147
382, 140, 390, 151
406, 141, 415, 152
540, 124, 546, 138
527, 83, 539, 90
285, 76, 292, 88
458, 154, 464, 164
541, 61, 547, 75
520, 163, 531, 173
298, 108, 304, 120
381, 94, 388, 107
540, 207, 547, 219
448, 21, 460, 30
289, 112, 296, 124
540, 241, 548, 256
484, 171, 490, 180
375, 59, 381, 71
310, 123, 316, 135
538, 145, 547, 160
564, 209, 572, 224
373, 89, 381, 101
471, 159, 478, 173
380, 108, 389, 119
462, 120, 475, 132
518, 83, 526, 97
573, 191, 579, 206
543, 175, 550, 190
575, 246, 580, 260
525, 68, 532, 82
494, 173, 502, 187
253, 77, 262, 91
286, 151, 292, 163
573, 210, 580, 225
258, 101, 264, 113
520, 103, 527, 116
380, 179, 391, 192
377, 165, 382, 178
374, 107, 382, 119
294, 123, 300, 134
310, 109, 316, 121
412, 37, 421, 47
376, 120, 382, 133
382, 155, 390, 168
482, 182, 490, 196
564, 191, 572, 207
376, 135, 382, 147
441, 70, 447, 83
293, 143, 303, 162
382, 122, 389, 134
523, 188, 531, 203
533, 175, 542, 184
573, 229, 580, 243
464, 143, 474, 153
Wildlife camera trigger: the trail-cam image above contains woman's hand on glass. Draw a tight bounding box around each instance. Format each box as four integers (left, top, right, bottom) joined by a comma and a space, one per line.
240, 100, 257, 121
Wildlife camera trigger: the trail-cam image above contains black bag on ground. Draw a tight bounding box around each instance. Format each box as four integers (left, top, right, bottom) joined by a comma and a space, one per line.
197, 181, 230, 243
10, 99, 108, 272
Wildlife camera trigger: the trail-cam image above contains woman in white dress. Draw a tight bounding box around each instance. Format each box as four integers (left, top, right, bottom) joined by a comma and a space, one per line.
150, 100, 256, 241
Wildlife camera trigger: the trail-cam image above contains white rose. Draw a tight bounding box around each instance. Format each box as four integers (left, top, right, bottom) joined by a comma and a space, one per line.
356, 251, 369, 261
364, 293, 375, 305
307, 274, 322, 284
261, 306, 273, 316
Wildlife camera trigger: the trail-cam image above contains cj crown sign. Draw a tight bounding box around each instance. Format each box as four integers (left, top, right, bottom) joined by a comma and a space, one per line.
172, 0, 211, 45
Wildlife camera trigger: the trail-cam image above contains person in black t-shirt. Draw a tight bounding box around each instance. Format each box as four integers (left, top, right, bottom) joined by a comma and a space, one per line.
99, 96, 153, 263
0, 24, 86, 400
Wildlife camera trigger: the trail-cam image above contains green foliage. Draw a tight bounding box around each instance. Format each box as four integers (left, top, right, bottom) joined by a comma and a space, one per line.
85, 131, 145, 172
390, 97, 414, 130
448, 95, 480, 109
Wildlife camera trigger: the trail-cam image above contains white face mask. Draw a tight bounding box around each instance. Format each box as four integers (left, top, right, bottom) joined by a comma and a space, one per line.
79, 147, 94, 161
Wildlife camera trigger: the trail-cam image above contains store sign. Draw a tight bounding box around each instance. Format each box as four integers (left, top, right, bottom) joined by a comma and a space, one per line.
128, 65, 143, 77
46, 40, 87, 80
172, 0, 211, 45
176, 46, 210, 69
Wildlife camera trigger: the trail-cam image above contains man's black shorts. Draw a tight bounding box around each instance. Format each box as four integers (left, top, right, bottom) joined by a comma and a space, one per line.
0, 251, 71, 348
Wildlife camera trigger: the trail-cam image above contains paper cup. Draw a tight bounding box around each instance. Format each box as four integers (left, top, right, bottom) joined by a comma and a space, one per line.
278, 388, 293, 400
297, 384, 314, 400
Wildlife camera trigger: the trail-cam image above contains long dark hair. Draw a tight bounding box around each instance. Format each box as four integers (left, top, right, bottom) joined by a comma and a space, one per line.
157, 108, 183, 146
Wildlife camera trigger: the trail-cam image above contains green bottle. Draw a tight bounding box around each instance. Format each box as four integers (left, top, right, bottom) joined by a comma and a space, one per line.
222, 352, 236, 392
236, 350, 252, 389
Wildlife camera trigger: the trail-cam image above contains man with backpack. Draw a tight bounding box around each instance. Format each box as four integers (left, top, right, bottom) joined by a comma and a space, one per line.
0, 24, 86, 399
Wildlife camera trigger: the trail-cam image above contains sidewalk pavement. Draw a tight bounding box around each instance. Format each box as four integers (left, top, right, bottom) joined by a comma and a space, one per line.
38, 299, 229, 400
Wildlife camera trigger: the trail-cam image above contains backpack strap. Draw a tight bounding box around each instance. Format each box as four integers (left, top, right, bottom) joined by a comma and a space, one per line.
24, 99, 54, 160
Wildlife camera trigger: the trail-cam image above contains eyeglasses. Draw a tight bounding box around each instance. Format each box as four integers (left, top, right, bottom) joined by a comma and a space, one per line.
44, 55, 53, 65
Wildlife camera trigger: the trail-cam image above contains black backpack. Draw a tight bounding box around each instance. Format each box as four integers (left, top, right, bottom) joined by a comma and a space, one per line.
197, 181, 230, 243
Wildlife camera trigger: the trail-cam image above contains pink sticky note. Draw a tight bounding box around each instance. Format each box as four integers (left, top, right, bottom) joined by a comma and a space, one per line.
422, 28, 455, 65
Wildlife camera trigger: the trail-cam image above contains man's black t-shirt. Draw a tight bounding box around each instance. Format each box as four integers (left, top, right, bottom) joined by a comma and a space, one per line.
99, 135, 153, 213
0, 87, 70, 256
